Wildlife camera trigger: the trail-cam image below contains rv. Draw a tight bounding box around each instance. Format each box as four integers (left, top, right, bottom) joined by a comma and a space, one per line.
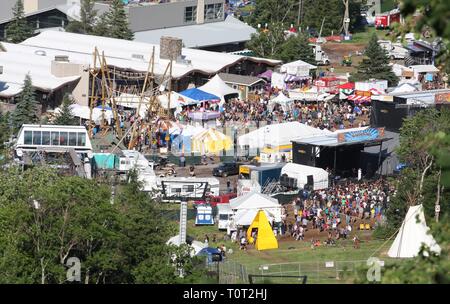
378, 40, 409, 60
157, 177, 220, 202
217, 204, 235, 230
118, 150, 154, 172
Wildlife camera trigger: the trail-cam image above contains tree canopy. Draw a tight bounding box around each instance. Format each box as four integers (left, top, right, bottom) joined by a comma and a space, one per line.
5, 0, 34, 43
12, 74, 39, 131
350, 33, 399, 86
246, 25, 315, 64
0, 167, 200, 284
54, 94, 77, 126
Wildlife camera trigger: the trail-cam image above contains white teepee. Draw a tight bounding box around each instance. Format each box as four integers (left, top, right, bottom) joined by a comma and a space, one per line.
388, 204, 441, 258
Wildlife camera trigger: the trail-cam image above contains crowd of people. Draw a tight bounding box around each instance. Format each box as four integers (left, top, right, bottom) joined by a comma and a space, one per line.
220, 97, 370, 131
280, 179, 395, 244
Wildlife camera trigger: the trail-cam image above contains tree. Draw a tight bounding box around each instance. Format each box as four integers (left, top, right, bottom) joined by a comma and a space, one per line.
350, 33, 399, 86
278, 34, 315, 64
66, 0, 98, 35
91, 0, 133, 40
399, 0, 450, 82
0, 167, 189, 284
80, 0, 97, 34
107, 0, 134, 40
54, 94, 77, 126
246, 24, 286, 59
5, 0, 34, 43
248, 0, 297, 28
12, 74, 39, 131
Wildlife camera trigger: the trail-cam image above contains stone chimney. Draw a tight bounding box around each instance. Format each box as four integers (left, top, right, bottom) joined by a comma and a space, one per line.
159, 36, 182, 61
196, 0, 205, 24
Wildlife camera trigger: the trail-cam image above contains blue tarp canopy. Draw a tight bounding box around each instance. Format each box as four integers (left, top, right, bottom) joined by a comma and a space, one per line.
178, 88, 220, 103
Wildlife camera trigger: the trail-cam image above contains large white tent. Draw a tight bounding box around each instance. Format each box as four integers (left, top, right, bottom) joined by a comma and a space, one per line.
388, 204, 441, 258
199, 75, 239, 102
229, 192, 282, 223
281, 163, 329, 190
238, 121, 331, 149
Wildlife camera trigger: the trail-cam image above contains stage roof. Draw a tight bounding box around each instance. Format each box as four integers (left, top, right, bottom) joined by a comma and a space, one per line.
292, 133, 392, 148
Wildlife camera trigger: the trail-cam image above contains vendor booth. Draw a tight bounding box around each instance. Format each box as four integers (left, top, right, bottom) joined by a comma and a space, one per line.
191, 128, 232, 155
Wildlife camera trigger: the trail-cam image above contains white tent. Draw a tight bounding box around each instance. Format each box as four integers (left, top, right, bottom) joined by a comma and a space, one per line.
233, 209, 276, 226
230, 192, 282, 222
166, 235, 206, 257
238, 121, 331, 149
280, 59, 316, 77
54, 104, 113, 124
199, 75, 239, 102
269, 92, 294, 110
280, 163, 329, 190
388, 204, 441, 258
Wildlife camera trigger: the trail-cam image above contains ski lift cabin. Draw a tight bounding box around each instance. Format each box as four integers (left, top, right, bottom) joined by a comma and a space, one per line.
14, 125, 93, 178
15, 125, 93, 153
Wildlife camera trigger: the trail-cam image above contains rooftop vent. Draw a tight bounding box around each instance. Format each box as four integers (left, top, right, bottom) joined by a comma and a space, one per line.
54, 55, 69, 62
131, 53, 144, 60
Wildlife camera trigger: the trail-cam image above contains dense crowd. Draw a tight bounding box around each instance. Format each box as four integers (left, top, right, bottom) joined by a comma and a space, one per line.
280, 179, 395, 243
220, 98, 370, 131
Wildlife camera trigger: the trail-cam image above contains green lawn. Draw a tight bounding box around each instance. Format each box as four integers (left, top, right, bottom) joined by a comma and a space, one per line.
346, 27, 391, 43
186, 221, 399, 284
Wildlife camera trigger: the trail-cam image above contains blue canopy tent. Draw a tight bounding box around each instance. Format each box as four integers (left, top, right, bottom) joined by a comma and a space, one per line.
178, 88, 220, 104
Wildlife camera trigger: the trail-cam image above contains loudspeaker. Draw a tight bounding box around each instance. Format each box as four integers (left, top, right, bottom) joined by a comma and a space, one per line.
307, 175, 314, 187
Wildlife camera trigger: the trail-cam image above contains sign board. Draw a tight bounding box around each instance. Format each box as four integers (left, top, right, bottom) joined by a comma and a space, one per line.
337, 127, 385, 143
435, 205, 440, 213
325, 261, 334, 268
435, 93, 450, 104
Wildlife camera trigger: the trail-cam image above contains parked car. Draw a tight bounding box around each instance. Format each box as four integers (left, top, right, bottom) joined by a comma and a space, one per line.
212, 162, 241, 177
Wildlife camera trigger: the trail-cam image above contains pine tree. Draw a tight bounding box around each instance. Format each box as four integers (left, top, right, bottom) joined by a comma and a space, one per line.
80, 0, 97, 34
107, 0, 134, 40
12, 74, 39, 131
351, 33, 399, 86
5, 0, 34, 43
54, 94, 77, 125
279, 34, 316, 64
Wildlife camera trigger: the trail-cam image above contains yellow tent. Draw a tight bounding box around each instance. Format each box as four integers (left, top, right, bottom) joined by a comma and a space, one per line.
191, 128, 232, 154
246, 210, 278, 251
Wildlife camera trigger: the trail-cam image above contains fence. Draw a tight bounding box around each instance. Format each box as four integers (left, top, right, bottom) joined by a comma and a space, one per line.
214, 259, 395, 284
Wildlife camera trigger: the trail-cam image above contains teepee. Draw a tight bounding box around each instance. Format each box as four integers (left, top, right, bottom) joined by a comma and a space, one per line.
388, 204, 441, 258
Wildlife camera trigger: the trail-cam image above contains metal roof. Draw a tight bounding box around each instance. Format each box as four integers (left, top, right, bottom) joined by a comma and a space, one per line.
133, 15, 256, 48
218, 73, 265, 86
293, 134, 392, 147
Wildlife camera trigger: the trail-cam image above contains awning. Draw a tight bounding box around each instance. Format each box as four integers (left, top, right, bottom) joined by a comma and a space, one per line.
338, 82, 355, 89
284, 74, 309, 82
347, 94, 371, 103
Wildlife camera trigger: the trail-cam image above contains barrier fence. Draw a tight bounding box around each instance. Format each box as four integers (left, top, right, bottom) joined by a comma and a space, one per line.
213, 259, 396, 284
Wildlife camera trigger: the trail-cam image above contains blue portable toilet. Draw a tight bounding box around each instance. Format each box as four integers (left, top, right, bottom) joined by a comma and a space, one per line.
195, 206, 214, 225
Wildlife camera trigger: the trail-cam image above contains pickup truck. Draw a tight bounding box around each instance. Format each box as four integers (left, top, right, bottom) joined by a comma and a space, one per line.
194, 193, 237, 208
